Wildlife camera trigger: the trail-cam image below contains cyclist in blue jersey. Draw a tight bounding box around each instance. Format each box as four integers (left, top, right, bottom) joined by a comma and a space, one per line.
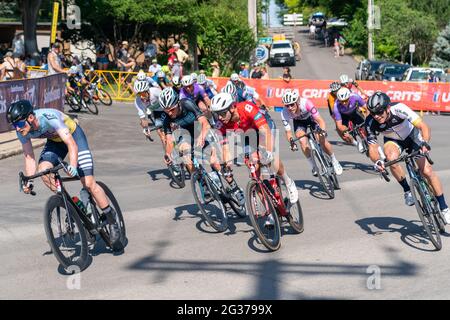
228, 73, 268, 109
197, 73, 217, 99
7, 100, 122, 245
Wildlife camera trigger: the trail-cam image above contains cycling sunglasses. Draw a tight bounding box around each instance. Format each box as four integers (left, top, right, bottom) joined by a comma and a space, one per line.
371, 109, 386, 116
13, 119, 28, 129
215, 108, 230, 118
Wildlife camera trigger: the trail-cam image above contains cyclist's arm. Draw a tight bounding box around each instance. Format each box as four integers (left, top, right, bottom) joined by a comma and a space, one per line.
315, 114, 327, 131
22, 140, 37, 177
197, 115, 211, 145
281, 110, 294, 142
366, 119, 381, 163
57, 128, 78, 169
258, 123, 273, 153
415, 120, 430, 143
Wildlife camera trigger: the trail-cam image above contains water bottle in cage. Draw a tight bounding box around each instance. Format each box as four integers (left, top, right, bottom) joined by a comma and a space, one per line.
80, 188, 94, 222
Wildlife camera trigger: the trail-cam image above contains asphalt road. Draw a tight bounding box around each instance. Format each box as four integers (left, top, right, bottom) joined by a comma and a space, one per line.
2, 27, 450, 299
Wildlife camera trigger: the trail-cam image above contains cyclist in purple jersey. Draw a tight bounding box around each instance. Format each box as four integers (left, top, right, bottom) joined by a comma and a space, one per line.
180, 74, 211, 117
333, 87, 367, 152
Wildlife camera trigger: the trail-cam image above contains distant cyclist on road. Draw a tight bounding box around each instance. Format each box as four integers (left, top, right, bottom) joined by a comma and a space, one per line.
281, 90, 343, 177
339, 74, 367, 99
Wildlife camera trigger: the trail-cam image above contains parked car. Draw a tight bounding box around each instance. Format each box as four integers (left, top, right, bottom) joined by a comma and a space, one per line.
402, 67, 446, 82
327, 17, 348, 27
269, 40, 296, 67
355, 59, 388, 80
309, 12, 327, 28
375, 63, 411, 81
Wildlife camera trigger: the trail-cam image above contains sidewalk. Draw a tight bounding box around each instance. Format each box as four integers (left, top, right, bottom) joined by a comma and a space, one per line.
0, 130, 45, 160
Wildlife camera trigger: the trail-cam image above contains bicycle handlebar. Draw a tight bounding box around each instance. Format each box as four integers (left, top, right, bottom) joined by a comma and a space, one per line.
384, 150, 433, 168
19, 162, 69, 196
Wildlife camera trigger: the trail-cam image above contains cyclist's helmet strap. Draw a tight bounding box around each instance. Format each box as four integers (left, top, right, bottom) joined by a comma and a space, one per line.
7, 100, 34, 123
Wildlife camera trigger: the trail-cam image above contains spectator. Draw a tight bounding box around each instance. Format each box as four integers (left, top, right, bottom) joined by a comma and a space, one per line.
173, 43, 189, 76
333, 38, 340, 58
210, 61, 220, 77
117, 41, 136, 72
96, 41, 110, 70
148, 58, 162, 76
170, 58, 181, 78
250, 63, 262, 79
338, 35, 346, 56
239, 62, 249, 78
260, 66, 269, 80
280, 67, 292, 83
293, 41, 301, 60
47, 43, 66, 75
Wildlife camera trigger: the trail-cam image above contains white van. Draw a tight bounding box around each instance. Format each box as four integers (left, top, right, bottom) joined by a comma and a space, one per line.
402, 67, 445, 82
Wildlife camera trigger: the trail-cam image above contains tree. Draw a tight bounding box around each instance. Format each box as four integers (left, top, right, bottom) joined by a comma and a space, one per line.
430, 23, 450, 69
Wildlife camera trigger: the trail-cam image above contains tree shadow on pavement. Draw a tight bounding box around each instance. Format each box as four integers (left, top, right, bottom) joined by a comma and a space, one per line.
355, 216, 448, 252
295, 179, 333, 200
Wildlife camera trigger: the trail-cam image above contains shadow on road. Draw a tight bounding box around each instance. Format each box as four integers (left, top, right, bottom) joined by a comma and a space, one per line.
126, 249, 418, 299
355, 216, 448, 252
295, 179, 333, 200
147, 169, 171, 181
340, 160, 377, 175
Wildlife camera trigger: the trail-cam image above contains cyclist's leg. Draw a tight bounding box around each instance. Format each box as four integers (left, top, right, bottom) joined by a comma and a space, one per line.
38, 140, 69, 191
294, 120, 315, 170
383, 138, 406, 182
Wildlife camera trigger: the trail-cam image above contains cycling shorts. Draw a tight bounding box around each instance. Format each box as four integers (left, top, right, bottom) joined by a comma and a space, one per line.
383, 127, 424, 155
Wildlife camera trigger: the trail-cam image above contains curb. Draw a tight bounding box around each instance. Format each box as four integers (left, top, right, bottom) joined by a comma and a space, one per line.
0, 140, 46, 160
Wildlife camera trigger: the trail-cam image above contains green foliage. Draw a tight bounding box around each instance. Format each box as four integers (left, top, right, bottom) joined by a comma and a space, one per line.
430, 22, 450, 69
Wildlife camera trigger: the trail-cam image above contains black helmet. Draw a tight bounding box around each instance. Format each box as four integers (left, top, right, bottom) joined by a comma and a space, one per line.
329, 81, 341, 93
367, 91, 390, 114
7, 100, 34, 124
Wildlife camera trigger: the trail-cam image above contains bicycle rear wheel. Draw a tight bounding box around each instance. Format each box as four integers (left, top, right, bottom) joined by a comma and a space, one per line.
66, 95, 81, 112
95, 181, 126, 251
191, 171, 228, 232
411, 179, 442, 250
84, 97, 99, 115
44, 195, 88, 272
312, 149, 335, 198
423, 180, 446, 234
245, 179, 281, 251
97, 89, 112, 106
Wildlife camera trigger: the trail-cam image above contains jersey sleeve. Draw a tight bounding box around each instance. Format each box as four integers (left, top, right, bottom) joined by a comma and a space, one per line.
365, 117, 378, 144
281, 109, 292, 131
134, 97, 146, 118
333, 101, 342, 121
43, 110, 68, 131
355, 94, 366, 107
162, 114, 172, 135
391, 104, 421, 126
305, 99, 320, 119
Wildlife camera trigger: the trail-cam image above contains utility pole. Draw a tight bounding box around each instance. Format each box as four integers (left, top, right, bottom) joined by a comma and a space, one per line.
368, 0, 374, 60
248, 0, 257, 41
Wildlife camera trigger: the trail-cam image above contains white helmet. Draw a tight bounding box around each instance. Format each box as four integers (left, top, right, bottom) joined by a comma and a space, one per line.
339, 74, 349, 84
190, 72, 198, 82
336, 87, 351, 101
136, 70, 146, 81
159, 87, 179, 109
172, 76, 180, 86
210, 92, 235, 112
197, 74, 207, 85
181, 75, 194, 87
230, 73, 240, 82
134, 80, 150, 93
282, 90, 299, 105
156, 71, 165, 78
220, 82, 237, 99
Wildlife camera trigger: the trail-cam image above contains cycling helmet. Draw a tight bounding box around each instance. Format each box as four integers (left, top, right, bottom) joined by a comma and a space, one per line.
157, 71, 165, 78
210, 93, 234, 112
159, 87, 179, 109
136, 70, 146, 81
181, 75, 194, 87
336, 87, 351, 101
329, 81, 341, 93
339, 74, 349, 84
134, 80, 150, 93
367, 91, 391, 114
7, 100, 34, 124
230, 73, 240, 82
220, 82, 237, 99
197, 74, 207, 85
190, 72, 198, 82
172, 76, 180, 86
282, 90, 299, 105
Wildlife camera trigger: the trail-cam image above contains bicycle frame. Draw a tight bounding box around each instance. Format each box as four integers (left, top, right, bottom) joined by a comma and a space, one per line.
244, 156, 288, 217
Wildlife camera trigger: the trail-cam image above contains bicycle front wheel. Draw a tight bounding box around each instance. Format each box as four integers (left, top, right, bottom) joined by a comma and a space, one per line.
84, 97, 99, 115
411, 179, 442, 250
245, 179, 281, 251
97, 89, 112, 106
312, 149, 335, 198
44, 195, 88, 272
191, 171, 228, 232
168, 163, 186, 188
279, 179, 304, 233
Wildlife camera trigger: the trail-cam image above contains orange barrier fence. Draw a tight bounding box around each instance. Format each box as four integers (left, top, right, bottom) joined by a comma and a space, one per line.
212, 78, 450, 113
24, 67, 450, 112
